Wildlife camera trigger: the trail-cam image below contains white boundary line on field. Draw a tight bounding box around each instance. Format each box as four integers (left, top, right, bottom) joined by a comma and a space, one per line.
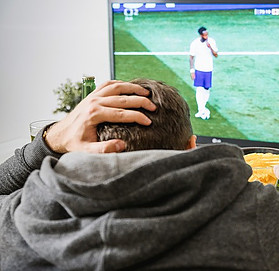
114, 51, 279, 56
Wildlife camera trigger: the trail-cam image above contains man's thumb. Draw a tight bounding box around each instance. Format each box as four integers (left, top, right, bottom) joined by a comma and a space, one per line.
87, 140, 126, 154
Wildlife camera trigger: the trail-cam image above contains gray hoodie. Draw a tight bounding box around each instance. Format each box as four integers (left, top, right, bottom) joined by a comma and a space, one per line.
0, 134, 279, 271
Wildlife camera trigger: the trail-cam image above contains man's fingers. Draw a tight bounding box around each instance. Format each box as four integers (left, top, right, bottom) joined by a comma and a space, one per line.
85, 139, 126, 154
274, 165, 279, 179
99, 96, 156, 111
93, 107, 152, 126
94, 80, 123, 93
95, 82, 150, 97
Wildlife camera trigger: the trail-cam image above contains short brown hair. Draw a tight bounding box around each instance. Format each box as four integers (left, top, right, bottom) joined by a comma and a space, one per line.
97, 78, 193, 151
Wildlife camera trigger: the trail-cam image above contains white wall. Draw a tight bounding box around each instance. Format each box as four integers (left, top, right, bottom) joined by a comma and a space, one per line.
0, 0, 110, 147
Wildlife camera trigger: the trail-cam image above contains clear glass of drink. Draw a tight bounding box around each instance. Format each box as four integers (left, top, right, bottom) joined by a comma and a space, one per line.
29, 120, 55, 141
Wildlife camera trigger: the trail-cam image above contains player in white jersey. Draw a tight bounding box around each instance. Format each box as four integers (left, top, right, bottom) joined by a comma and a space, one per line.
189, 27, 218, 120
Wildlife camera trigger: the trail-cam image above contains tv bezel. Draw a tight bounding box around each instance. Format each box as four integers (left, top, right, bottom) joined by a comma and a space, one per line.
108, 0, 279, 148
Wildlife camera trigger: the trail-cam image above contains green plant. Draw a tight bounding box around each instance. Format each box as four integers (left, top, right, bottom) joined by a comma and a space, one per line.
53, 79, 82, 114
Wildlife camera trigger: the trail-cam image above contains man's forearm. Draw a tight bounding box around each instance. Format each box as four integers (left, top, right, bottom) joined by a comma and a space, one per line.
189, 56, 195, 70
209, 46, 218, 57
0, 128, 61, 195
211, 48, 218, 57
189, 55, 195, 73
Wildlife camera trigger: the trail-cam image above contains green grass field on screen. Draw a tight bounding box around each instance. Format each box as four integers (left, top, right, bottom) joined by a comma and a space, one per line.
113, 9, 279, 143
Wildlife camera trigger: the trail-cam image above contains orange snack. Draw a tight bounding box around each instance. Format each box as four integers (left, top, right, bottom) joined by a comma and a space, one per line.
244, 153, 279, 185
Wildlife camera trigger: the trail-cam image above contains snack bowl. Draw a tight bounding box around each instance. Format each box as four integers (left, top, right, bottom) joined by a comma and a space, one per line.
242, 147, 279, 155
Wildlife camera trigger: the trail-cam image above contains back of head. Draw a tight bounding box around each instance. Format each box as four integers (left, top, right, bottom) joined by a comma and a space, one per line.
97, 78, 193, 151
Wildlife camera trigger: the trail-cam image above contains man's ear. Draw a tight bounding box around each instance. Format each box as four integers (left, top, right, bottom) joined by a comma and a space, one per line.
186, 135, 197, 150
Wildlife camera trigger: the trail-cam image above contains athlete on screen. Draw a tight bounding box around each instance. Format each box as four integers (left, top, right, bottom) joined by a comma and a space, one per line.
189, 26, 218, 120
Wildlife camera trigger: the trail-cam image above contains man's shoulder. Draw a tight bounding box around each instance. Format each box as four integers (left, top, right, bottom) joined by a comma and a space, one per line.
190, 38, 200, 50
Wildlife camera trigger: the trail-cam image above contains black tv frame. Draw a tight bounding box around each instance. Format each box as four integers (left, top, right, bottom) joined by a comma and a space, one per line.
108, 0, 279, 148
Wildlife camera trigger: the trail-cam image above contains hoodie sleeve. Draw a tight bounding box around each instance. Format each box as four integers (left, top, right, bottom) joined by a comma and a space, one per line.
0, 126, 62, 196
256, 183, 279, 270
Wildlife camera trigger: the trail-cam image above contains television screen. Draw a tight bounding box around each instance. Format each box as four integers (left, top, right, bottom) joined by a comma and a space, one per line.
108, 0, 279, 147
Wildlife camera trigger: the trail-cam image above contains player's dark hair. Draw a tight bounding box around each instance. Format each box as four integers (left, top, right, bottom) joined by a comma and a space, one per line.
198, 26, 207, 35
97, 78, 193, 151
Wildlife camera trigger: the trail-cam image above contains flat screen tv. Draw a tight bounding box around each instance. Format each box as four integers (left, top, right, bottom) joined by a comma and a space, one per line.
108, 0, 279, 148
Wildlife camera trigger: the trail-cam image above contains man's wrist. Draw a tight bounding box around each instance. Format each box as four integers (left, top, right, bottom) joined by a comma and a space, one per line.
44, 122, 67, 154
24, 125, 62, 170
190, 68, 195, 73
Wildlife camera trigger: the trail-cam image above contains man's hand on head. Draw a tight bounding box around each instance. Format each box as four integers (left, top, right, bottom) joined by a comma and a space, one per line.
44, 80, 156, 154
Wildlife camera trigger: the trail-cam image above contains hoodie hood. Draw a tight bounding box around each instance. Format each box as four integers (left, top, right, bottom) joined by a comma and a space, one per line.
14, 144, 252, 271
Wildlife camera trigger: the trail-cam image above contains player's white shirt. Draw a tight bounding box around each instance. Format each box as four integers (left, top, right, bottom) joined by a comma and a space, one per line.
189, 37, 218, 72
